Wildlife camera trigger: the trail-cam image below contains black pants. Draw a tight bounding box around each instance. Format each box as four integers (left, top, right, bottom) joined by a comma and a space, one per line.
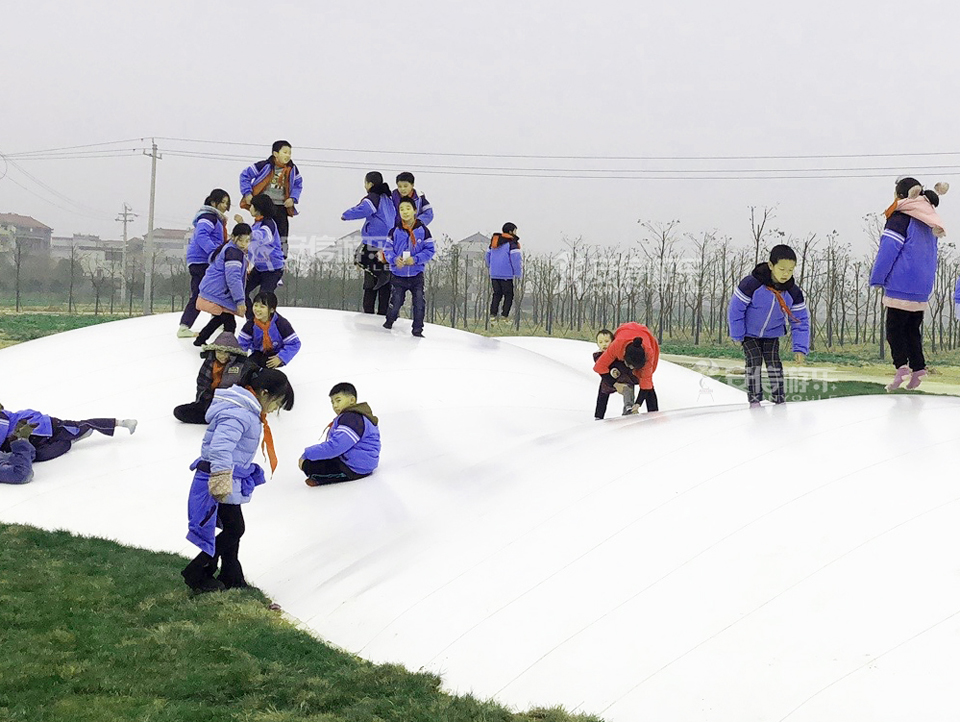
273, 204, 290, 259
491, 278, 515, 317
247, 350, 280, 370
195, 311, 237, 346
179, 263, 208, 328
362, 271, 391, 315
302, 457, 369, 486
245, 268, 284, 320
181, 503, 246, 589
634, 388, 659, 412
1, 418, 118, 462
173, 400, 210, 425
743, 336, 784, 404
885, 307, 925, 371
385, 273, 426, 333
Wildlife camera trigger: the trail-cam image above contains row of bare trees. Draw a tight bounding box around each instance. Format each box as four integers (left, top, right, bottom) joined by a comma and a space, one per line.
5, 208, 960, 356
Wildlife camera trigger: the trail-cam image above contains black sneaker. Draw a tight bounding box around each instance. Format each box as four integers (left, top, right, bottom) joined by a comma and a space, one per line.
412, 330, 424, 337
383, 322, 393, 330
187, 577, 225, 595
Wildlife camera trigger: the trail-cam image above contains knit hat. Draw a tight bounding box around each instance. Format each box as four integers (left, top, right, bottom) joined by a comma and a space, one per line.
201, 331, 243, 355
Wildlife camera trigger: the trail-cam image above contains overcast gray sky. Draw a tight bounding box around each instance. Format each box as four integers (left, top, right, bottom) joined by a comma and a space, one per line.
3, 0, 959, 257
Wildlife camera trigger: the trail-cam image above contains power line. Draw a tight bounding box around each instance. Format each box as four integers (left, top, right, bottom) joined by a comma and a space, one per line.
158, 150, 960, 180
2, 156, 116, 219
154, 135, 960, 162
10, 135, 960, 163
2, 138, 147, 157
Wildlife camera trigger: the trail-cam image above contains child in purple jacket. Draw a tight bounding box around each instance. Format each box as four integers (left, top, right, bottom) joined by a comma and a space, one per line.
870, 177, 949, 391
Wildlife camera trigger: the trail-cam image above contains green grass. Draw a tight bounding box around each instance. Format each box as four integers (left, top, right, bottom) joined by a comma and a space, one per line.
0, 523, 600, 722
708, 373, 932, 402
0, 313, 127, 343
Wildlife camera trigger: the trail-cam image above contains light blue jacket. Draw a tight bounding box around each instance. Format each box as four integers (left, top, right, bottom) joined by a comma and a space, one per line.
484, 233, 523, 280
186, 386, 267, 556
728, 263, 810, 354
0, 439, 35, 484
384, 221, 435, 278
869, 211, 938, 302
302, 404, 380, 476
342, 192, 397, 249
198, 241, 248, 312
249, 218, 284, 272
391, 189, 434, 226
185, 207, 226, 265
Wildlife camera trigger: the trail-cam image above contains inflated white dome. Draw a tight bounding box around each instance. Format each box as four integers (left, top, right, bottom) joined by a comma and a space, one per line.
1, 310, 958, 722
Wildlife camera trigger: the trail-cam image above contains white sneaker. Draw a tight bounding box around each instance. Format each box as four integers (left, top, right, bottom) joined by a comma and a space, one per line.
177, 325, 197, 338
119, 419, 138, 434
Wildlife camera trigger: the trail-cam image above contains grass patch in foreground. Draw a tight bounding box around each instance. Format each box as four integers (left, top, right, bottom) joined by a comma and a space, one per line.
0, 523, 600, 722
0, 313, 127, 342
708, 374, 933, 402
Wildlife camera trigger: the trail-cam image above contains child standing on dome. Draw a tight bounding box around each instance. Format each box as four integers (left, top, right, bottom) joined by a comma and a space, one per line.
870, 177, 949, 391
728, 244, 809, 407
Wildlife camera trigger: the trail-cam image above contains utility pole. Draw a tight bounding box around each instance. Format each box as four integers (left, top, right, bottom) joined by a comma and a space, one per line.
142, 139, 162, 315
115, 203, 137, 304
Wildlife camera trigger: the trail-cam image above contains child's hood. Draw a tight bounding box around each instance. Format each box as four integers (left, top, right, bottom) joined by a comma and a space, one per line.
201, 331, 244, 356
342, 402, 378, 426
751, 262, 795, 292
209, 385, 260, 418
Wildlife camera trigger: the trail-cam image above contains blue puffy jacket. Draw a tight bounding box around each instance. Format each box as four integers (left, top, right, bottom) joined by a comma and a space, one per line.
302, 403, 380, 475
198, 241, 248, 312
391, 189, 434, 226
0, 409, 54, 441
869, 212, 938, 303
0, 439, 35, 484
186, 386, 267, 555
728, 263, 810, 354
238, 312, 302, 366
342, 192, 397, 249
185, 207, 226, 265
249, 218, 284, 272
239, 159, 303, 211
485, 233, 522, 279
384, 221, 435, 278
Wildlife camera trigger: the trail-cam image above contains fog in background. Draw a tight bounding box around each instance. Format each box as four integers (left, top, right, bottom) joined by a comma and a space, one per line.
3, 0, 959, 256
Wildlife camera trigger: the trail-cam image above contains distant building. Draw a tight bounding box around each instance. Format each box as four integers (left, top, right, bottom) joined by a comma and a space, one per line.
0, 212, 53, 254
454, 232, 491, 258
128, 228, 190, 262
50, 234, 124, 265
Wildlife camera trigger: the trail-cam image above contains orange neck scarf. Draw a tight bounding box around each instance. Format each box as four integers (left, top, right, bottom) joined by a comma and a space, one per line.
211, 359, 226, 389
244, 385, 278, 475
767, 286, 798, 322
255, 316, 274, 351
402, 222, 417, 248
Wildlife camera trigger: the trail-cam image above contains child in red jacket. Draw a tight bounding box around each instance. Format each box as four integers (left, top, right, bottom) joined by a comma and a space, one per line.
593, 322, 660, 413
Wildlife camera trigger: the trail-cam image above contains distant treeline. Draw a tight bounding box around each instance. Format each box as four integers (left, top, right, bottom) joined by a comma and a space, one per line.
4, 209, 959, 356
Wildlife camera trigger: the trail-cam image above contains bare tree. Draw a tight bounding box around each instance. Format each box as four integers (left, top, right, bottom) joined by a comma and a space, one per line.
638, 219, 681, 339
748, 205, 780, 264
